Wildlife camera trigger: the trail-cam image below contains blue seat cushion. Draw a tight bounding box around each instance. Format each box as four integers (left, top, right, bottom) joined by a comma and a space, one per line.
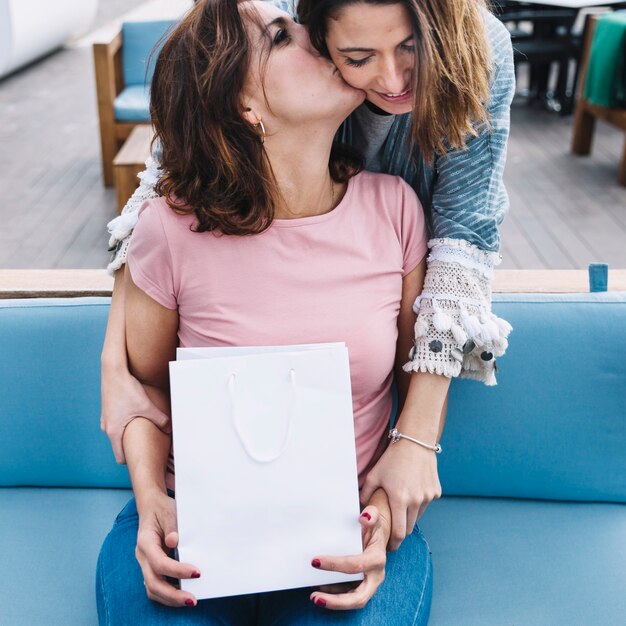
121, 20, 176, 87
0, 298, 129, 488
419, 496, 626, 625
0, 487, 131, 625
115, 19, 177, 122
113, 84, 151, 123
3, 490, 623, 625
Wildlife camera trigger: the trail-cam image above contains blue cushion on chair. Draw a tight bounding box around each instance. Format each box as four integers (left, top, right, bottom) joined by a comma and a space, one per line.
420, 496, 626, 625
0, 298, 129, 488
121, 20, 176, 87
113, 84, 151, 123
0, 487, 131, 625
116, 19, 177, 122
438, 291, 626, 503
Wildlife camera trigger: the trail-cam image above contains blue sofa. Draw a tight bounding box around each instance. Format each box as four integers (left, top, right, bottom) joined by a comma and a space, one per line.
1, 287, 625, 624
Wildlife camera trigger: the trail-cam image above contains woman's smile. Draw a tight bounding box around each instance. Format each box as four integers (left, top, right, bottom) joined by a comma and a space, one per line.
376, 88, 411, 104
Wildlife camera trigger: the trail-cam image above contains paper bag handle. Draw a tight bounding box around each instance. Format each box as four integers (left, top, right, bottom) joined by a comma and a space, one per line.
228, 369, 296, 464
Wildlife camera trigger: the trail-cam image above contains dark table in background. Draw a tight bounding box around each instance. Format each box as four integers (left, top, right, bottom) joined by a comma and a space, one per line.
497, 0, 626, 114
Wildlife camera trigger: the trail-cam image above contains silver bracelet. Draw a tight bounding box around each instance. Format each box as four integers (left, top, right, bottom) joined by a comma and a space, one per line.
388, 428, 442, 454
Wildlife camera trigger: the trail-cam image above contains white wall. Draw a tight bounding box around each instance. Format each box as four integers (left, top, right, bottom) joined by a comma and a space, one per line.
0, 0, 99, 78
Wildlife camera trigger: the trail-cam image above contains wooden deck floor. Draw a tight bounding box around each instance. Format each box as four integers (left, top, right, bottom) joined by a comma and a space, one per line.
0, 0, 625, 271
500, 105, 626, 269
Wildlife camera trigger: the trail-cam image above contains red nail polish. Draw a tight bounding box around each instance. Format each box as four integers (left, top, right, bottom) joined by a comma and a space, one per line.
185, 599, 195, 607
315, 597, 327, 607
191, 571, 201, 579
361, 512, 372, 521
311, 558, 321, 568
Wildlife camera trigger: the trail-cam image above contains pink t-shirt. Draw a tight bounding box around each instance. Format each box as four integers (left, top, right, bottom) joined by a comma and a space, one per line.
128, 171, 427, 484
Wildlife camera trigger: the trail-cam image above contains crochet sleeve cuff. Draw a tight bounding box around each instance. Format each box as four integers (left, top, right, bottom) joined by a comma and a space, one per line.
106, 157, 161, 275
403, 238, 513, 386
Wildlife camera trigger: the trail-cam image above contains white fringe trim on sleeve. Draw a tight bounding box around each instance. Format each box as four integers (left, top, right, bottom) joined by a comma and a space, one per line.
403, 238, 512, 386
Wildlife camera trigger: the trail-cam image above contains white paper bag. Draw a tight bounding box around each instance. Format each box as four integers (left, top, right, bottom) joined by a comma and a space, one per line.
177, 342, 343, 360
169, 343, 364, 600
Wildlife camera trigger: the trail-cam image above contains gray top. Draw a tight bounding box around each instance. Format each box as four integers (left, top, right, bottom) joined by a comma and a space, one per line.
351, 103, 395, 173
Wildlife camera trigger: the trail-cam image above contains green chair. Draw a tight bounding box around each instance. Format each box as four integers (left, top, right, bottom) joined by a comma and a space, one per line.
572, 14, 626, 186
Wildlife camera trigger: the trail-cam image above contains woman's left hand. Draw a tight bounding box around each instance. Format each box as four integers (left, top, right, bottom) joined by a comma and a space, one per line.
309, 505, 389, 611
360, 441, 441, 551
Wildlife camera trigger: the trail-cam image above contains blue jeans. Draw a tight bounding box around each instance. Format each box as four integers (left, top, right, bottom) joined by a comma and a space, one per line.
96, 498, 432, 625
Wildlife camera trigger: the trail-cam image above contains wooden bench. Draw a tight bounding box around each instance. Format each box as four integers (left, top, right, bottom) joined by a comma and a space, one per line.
2, 269, 625, 299
113, 125, 154, 213
0, 270, 114, 298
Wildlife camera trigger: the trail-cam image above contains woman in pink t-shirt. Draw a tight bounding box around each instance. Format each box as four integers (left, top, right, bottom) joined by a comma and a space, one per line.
97, 1, 439, 623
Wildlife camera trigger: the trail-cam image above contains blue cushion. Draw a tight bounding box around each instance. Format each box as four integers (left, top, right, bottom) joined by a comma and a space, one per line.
3, 291, 626, 501
0, 298, 129, 488
420, 496, 626, 625
0, 487, 131, 625
113, 84, 150, 123
121, 20, 176, 87
439, 291, 626, 503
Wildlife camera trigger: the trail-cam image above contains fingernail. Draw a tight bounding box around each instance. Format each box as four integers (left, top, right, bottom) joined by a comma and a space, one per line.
361, 512, 372, 521
314, 597, 327, 607
185, 598, 195, 607
311, 558, 321, 568
191, 571, 201, 579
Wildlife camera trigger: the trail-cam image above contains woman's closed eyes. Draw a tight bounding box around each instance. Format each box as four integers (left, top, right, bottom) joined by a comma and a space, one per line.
344, 40, 415, 68
272, 26, 291, 46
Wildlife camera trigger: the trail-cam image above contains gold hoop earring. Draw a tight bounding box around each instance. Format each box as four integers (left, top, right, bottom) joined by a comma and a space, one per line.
256, 119, 266, 144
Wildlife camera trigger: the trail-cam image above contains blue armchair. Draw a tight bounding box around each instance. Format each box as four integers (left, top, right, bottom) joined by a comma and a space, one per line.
93, 19, 176, 186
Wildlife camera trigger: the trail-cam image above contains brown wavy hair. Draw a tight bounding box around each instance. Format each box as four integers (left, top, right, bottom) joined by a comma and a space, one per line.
298, 0, 491, 161
150, 0, 362, 235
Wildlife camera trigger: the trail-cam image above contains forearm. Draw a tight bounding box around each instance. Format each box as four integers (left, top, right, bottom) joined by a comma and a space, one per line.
122, 412, 199, 608
123, 411, 171, 512
395, 261, 427, 412
395, 371, 450, 444
393, 351, 411, 414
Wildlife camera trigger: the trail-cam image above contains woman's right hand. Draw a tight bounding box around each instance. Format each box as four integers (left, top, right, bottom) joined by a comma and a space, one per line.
135, 490, 201, 607
309, 504, 390, 610
100, 361, 170, 464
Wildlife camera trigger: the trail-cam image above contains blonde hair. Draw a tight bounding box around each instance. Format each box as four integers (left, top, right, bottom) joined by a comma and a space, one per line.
419, 0, 491, 158
299, 0, 492, 161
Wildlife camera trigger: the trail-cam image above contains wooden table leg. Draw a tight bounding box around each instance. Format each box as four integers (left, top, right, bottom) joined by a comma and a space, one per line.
619, 139, 626, 187
112, 125, 153, 213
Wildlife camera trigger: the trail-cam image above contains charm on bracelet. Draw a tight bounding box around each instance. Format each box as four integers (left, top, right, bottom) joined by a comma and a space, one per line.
388, 428, 442, 454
